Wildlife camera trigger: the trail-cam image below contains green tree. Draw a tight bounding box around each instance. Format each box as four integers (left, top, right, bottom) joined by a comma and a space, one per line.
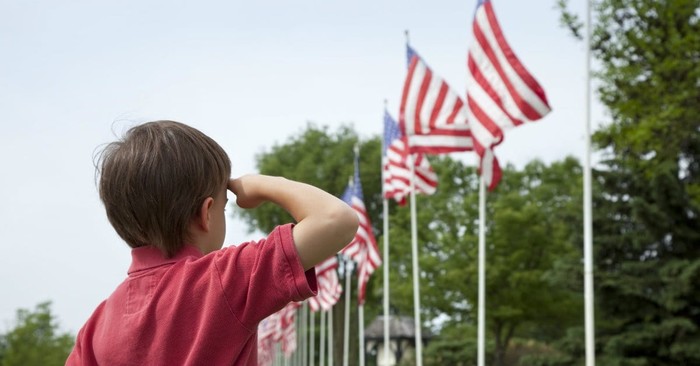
238, 123, 586, 365
406, 157, 583, 366
424, 322, 482, 366
0, 302, 74, 366
553, 0, 700, 364
236, 123, 383, 237
235, 123, 383, 366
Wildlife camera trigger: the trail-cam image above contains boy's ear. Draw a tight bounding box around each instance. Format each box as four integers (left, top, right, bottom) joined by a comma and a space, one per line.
196, 197, 215, 232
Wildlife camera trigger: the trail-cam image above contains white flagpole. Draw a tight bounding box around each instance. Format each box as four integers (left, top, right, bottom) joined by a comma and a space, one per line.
403, 31, 423, 366
329, 306, 334, 366
320, 310, 326, 366
408, 155, 424, 366
477, 177, 486, 366
310, 310, 316, 366
303, 303, 309, 366
382, 101, 392, 366
292, 309, 297, 366
273, 343, 277, 366
294, 308, 304, 364
293, 307, 298, 366
343, 259, 353, 366
276, 342, 283, 366
382, 198, 391, 366
584, 0, 596, 365
359, 304, 366, 366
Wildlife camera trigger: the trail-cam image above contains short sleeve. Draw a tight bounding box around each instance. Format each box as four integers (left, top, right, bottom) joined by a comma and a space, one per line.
212, 224, 317, 330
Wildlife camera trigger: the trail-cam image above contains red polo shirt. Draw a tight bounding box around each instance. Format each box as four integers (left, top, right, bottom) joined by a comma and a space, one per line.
66, 224, 317, 365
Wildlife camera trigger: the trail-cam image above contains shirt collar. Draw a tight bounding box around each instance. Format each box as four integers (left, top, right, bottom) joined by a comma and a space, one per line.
128, 245, 204, 275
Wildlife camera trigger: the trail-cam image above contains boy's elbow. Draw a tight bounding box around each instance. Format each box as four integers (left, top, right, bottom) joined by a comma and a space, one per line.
336, 204, 360, 248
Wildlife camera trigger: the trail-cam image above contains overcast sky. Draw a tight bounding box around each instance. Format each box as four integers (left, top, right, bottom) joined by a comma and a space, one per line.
0, 0, 599, 334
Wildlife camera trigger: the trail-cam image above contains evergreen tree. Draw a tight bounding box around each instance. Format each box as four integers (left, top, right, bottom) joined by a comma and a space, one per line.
552, 0, 700, 364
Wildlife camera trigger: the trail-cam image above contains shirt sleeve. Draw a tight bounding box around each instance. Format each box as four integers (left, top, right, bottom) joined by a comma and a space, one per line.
65, 303, 103, 366
212, 223, 317, 330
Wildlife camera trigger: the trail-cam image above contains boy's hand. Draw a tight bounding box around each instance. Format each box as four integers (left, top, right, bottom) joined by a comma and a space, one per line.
228, 176, 266, 209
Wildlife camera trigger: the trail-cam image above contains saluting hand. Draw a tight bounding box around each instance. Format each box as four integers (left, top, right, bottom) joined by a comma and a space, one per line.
228, 175, 269, 209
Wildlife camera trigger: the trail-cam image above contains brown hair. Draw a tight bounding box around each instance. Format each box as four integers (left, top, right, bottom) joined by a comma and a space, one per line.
97, 121, 231, 257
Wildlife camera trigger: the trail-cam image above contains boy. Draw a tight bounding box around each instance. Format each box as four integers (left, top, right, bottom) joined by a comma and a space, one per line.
66, 121, 359, 365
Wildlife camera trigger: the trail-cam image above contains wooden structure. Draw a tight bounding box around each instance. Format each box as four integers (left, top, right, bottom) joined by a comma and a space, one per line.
364, 315, 433, 365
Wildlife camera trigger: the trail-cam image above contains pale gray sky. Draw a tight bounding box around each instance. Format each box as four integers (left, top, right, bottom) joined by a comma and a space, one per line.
0, 0, 597, 334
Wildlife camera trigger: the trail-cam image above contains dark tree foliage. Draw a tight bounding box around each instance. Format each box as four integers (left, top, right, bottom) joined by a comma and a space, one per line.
407, 158, 583, 366
549, 0, 700, 364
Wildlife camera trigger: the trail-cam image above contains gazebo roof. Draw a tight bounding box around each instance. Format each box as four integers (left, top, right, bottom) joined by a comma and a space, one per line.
364, 315, 433, 341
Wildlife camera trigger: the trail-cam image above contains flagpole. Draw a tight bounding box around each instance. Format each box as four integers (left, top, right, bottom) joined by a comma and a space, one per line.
343, 259, 353, 366
583, 0, 596, 364
343, 162, 356, 366
382, 101, 392, 366
276, 342, 282, 366
477, 176, 486, 366
289, 309, 301, 365
294, 308, 304, 364
408, 155, 424, 366
320, 310, 326, 366
310, 310, 316, 366
382, 196, 391, 366
359, 304, 365, 366
404, 29, 424, 366
329, 306, 334, 366
303, 302, 309, 366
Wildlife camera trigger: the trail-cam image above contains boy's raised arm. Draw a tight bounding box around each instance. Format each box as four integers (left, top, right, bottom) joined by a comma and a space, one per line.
229, 175, 359, 270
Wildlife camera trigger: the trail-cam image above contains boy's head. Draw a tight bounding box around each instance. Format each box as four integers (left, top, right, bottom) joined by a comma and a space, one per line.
97, 121, 231, 257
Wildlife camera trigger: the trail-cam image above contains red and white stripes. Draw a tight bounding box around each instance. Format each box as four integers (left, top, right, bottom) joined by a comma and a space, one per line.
342, 191, 381, 305
383, 111, 438, 205
467, 0, 551, 189
307, 256, 342, 312
399, 49, 474, 154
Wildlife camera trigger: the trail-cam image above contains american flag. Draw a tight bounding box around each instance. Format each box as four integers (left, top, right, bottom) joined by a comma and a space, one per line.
467, 0, 551, 189
383, 110, 438, 205
279, 302, 300, 357
399, 45, 474, 154
256, 336, 274, 366
257, 312, 280, 366
307, 255, 342, 312
341, 159, 381, 305
257, 301, 302, 363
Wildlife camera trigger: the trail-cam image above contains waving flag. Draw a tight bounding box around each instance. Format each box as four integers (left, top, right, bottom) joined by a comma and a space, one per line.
257, 312, 281, 366
307, 255, 342, 312
383, 110, 438, 205
279, 302, 300, 357
400, 45, 474, 154
467, 0, 551, 189
341, 158, 381, 305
